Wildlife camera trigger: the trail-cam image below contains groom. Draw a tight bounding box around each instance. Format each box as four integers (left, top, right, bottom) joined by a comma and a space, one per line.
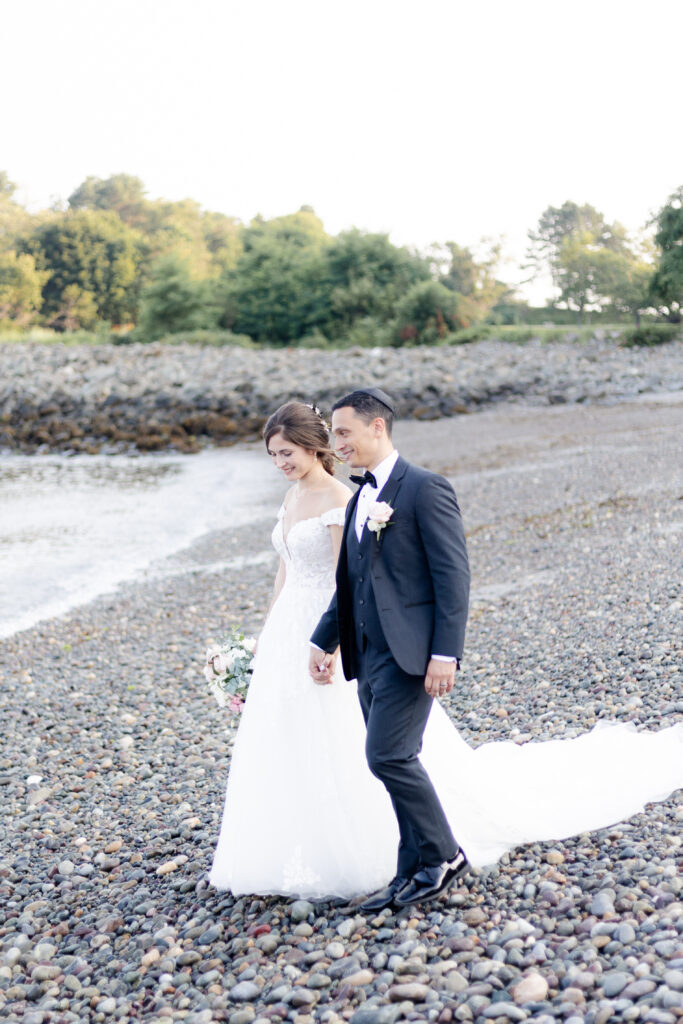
309, 387, 471, 909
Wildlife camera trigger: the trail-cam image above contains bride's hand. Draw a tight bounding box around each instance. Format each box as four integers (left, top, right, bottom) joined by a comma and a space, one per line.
309, 647, 337, 686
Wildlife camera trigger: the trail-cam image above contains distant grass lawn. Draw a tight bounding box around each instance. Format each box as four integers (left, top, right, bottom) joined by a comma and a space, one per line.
0, 323, 680, 348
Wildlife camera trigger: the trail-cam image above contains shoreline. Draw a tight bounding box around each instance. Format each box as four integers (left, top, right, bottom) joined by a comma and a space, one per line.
2, 336, 682, 454
0, 396, 681, 1023
4, 389, 682, 642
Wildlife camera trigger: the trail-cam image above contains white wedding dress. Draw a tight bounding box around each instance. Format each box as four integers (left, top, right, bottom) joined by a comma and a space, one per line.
209, 506, 683, 899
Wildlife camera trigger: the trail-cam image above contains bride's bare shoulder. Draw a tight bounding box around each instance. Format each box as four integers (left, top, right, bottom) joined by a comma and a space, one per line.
322, 477, 353, 510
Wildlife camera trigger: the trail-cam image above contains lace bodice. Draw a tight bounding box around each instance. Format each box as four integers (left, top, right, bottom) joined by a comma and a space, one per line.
272, 505, 347, 589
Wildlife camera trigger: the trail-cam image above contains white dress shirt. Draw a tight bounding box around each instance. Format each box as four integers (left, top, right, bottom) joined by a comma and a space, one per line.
354, 449, 399, 540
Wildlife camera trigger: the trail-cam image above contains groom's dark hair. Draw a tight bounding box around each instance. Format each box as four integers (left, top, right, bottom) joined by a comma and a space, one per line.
333, 390, 394, 437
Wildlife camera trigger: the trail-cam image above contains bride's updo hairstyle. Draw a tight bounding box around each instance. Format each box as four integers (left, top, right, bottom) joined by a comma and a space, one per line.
264, 402, 337, 476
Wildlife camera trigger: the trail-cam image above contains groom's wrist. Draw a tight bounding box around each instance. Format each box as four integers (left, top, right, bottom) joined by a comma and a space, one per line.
431, 654, 461, 670
311, 642, 337, 655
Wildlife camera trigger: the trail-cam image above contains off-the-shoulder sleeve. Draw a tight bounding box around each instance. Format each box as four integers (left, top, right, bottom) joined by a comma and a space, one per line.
321, 505, 348, 528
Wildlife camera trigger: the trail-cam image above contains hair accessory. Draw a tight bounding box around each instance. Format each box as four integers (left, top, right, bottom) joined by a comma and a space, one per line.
305, 402, 331, 434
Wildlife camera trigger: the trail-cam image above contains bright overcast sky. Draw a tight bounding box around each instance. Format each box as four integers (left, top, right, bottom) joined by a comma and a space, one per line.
3, 0, 682, 303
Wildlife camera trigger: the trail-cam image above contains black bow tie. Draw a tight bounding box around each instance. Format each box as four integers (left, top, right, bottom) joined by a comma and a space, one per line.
350, 470, 378, 489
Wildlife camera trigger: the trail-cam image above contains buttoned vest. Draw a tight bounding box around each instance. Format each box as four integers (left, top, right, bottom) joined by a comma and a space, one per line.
345, 523, 386, 649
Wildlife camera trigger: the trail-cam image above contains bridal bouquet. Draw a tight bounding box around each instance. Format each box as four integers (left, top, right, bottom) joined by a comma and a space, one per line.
203, 627, 256, 716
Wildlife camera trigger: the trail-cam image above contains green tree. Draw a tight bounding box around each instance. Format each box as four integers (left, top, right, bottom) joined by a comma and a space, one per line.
556, 231, 654, 322
601, 251, 653, 325
0, 251, 50, 325
68, 174, 244, 280
433, 241, 510, 325
394, 280, 463, 344
324, 230, 431, 333
555, 231, 606, 317
141, 198, 240, 279
136, 255, 219, 339
222, 209, 330, 343
23, 209, 143, 325
649, 186, 683, 321
527, 201, 629, 292
68, 173, 149, 228
46, 284, 99, 331
201, 210, 243, 274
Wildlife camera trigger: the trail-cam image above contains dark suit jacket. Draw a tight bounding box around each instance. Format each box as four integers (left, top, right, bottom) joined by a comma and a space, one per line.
311, 455, 470, 679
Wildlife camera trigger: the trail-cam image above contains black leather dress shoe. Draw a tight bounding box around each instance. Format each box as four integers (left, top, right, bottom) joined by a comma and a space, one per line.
394, 850, 469, 907
358, 874, 412, 912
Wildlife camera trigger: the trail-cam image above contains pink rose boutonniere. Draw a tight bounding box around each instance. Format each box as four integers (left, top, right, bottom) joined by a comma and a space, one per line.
366, 501, 394, 540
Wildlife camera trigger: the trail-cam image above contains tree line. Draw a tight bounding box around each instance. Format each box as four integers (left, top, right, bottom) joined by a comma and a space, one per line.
0, 171, 681, 344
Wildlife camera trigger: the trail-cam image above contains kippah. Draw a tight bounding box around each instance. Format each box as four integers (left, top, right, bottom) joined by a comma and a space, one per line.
352, 387, 395, 414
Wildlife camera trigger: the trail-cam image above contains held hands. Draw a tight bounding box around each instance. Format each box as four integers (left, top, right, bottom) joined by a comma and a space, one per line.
309, 647, 338, 686
424, 658, 457, 698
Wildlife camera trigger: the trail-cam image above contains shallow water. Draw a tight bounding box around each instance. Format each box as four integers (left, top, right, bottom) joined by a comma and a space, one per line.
0, 448, 280, 638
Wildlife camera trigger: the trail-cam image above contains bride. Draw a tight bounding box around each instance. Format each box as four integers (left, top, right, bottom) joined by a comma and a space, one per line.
209, 401, 683, 900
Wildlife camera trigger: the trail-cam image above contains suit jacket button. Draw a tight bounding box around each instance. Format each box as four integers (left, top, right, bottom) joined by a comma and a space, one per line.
359, 599, 365, 605
359, 621, 365, 628
359, 576, 364, 582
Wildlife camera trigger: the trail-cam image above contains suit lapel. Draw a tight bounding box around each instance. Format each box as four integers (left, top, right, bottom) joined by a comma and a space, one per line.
344, 485, 361, 537
375, 454, 408, 510
370, 455, 408, 562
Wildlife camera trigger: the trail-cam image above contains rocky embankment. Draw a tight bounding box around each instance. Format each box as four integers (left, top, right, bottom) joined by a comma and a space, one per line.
1, 337, 682, 453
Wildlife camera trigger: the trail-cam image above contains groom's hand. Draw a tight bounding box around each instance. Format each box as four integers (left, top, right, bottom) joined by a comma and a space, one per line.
424, 658, 457, 697
309, 647, 337, 686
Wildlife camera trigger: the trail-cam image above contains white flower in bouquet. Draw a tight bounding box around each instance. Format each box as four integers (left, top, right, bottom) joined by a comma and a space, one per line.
202, 626, 256, 719
203, 646, 233, 683
210, 680, 228, 708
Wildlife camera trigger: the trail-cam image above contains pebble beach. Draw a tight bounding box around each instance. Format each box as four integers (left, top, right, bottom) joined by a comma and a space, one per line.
1, 362, 682, 1022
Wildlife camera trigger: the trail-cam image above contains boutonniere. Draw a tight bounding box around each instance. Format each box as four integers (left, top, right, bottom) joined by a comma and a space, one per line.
366, 501, 394, 540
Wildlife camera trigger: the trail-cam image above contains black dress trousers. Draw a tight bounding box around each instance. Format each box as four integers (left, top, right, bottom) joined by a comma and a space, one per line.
347, 525, 458, 875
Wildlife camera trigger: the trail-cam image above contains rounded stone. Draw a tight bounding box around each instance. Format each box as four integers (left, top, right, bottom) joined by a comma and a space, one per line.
96, 998, 117, 1014
229, 981, 261, 1002
463, 907, 487, 926
290, 900, 314, 923
591, 892, 615, 917
230, 1010, 256, 1024
602, 971, 631, 997
512, 972, 549, 1003
389, 982, 429, 1002
288, 987, 319, 1007
665, 971, 683, 992
343, 969, 374, 987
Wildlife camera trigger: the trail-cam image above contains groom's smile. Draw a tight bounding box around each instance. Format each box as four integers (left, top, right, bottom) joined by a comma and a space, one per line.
331, 406, 392, 471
